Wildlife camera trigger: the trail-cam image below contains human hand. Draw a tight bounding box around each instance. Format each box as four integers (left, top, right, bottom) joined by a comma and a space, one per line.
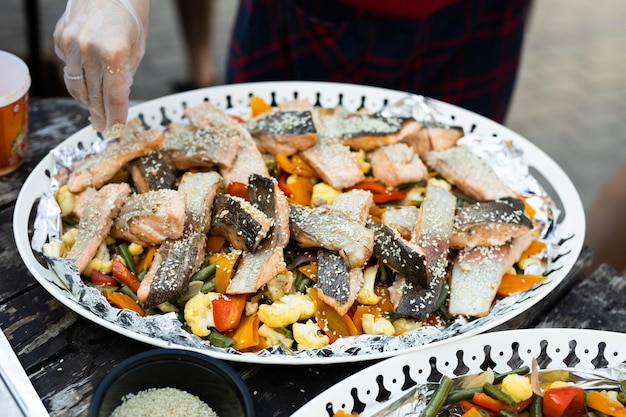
54, 0, 150, 137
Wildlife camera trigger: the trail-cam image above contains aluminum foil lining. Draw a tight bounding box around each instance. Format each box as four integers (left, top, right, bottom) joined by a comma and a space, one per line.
30, 95, 559, 360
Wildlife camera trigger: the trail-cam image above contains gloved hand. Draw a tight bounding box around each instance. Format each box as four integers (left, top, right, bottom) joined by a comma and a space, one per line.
54, 0, 150, 137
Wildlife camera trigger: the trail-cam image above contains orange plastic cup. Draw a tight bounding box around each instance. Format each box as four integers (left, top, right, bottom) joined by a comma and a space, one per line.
0, 50, 30, 175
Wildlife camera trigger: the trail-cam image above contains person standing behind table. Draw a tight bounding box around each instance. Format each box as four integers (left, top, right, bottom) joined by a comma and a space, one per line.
226, 0, 532, 124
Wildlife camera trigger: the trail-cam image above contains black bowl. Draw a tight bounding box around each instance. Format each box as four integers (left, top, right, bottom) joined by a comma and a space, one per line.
89, 348, 255, 417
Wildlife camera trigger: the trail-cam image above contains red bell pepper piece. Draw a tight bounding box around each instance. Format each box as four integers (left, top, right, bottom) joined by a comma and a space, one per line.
351, 180, 406, 203
111, 255, 141, 293
212, 294, 247, 333
542, 386, 586, 417
91, 270, 118, 287
226, 181, 249, 200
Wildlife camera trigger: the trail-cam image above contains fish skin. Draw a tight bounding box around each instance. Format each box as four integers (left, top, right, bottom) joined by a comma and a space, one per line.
210, 193, 272, 252
66, 183, 131, 272
110, 189, 187, 246
336, 114, 423, 152
367, 219, 430, 289
128, 150, 177, 193
424, 145, 515, 201
450, 197, 533, 249
137, 172, 221, 308
289, 204, 374, 269
399, 181, 457, 318
448, 231, 533, 317
226, 174, 291, 294
315, 249, 363, 316
67, 126, 164, 193
244, 110, 317, 155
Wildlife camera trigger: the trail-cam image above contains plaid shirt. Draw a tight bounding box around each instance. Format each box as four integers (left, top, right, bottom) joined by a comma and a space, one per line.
226, 0, 531, 123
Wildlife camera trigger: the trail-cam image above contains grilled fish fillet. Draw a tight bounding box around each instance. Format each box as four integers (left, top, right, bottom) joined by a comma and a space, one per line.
211, 193, 272, 252
450, 197, 533, 249
66, 183, 131, 272
128, 150, 177, 193
368, 142, 429, 188
448, 231, 533, 317
381, 205, 420, 241
244, 110, 317, 155
162, 123, 239, 170
289, 204, 374, 269
110, 189, 187, 246
336, 114, 423, 152
403, 120, 464, 156
67, 124, 164, 193
424, 145, 515, 201
226, 174, 291, 294
137, 172, 221, 308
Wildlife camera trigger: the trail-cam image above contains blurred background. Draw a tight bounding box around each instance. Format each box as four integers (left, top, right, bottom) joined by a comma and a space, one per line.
2, 0, 626, 212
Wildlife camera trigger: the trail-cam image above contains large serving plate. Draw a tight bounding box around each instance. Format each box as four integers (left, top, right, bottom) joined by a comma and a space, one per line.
13, 81, 585, 364
292, 328, 626, 416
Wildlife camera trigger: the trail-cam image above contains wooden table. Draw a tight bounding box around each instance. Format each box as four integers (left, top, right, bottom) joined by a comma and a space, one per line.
1, 97, 625, 417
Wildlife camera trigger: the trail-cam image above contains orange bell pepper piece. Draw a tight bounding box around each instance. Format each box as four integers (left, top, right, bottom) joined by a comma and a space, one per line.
229, 312, 260, 351
298, 264, 318, 281
586, 391, 626, 417
206, 235, 227, 254
103, 290, 145, 316
135, 246, 157, 274
215, 251, 241, 294
310, 288, 358, 343
250, 95, 272, 117
497, 273, 547, 296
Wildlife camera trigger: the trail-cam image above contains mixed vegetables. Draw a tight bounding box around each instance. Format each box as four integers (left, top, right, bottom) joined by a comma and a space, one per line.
50, 95, 551, 353
395, 366, 626, 417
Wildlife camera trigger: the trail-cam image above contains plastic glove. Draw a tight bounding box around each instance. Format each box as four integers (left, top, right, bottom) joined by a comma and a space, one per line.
54, 0, 150, 137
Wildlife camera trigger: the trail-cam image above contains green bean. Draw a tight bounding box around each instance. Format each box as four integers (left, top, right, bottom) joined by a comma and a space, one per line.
445, 386, 483, 404
208, 331, 235, 348
477, 410, 491, 417
452, 191, 477, 205
434, 283, 449, 311
422, 376, 453, 417
191, 261, 218, 282
493, 366, 531, 383
201, 277, 216, 293
396, 180, 427, 190
85, 282, 119, 292
530, 392, 543, 417
483, 383, 517, 407
621, 380, 626, 395
118, 243, 138, 275
618, 391, 626, 406
120, 285, 139, 301
497, 410, 517, 417
137, 269, 146, 281
583, 412, 599, 417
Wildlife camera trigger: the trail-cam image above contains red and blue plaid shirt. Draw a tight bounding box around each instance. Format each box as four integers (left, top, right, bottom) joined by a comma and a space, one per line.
226, 0, 531, 123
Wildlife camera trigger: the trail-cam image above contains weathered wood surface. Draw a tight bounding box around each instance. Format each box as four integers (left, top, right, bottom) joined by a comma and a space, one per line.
1, 98, 624, 417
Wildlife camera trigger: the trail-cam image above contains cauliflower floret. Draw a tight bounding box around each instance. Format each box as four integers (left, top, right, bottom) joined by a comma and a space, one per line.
311, 182, 341, 207
356, 265, 380, 305
293, 319, 330, 350
127, 243, 144, 256
501, 374, 533, 403
184, 292, 221, 337
61, 227, 79, 249
361, 313, 395, 336
43, 241, 66, 258
258, 293, 315, 328
258, 324, 294, 351
392, 317, 422, 334
83, 241, 113, 277
264, 272, 294, 302
54, 185, 75, 217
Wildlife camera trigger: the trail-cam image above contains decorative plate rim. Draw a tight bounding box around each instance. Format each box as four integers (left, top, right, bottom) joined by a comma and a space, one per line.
13, 81, 586, 365
291, 328, 626, 416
